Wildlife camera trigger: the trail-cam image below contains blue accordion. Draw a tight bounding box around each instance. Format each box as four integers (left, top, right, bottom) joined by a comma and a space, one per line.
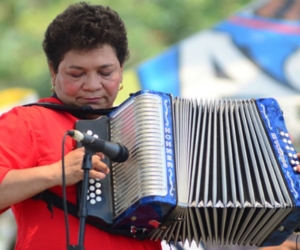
75, 90, 300, 247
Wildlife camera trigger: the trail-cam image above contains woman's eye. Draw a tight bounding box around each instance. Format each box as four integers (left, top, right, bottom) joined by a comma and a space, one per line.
100, 71, 111, 77
70, 73, 83, 78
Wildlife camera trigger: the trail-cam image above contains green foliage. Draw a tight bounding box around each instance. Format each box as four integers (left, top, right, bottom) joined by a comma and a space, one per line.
0, 0, 252, 97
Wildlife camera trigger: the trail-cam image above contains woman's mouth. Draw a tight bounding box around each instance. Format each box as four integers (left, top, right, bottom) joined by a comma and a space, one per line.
84, 97, 102, 103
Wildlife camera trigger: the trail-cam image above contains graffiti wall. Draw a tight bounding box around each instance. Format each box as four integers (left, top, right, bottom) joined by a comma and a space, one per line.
118, 0, 300, 149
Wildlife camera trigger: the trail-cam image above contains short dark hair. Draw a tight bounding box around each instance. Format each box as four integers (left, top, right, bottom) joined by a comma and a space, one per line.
43, 2, 129, 72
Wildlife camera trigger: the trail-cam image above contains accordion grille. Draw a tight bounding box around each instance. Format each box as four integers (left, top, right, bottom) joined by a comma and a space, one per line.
110, 94, 168, 218
149, 98, 294, 246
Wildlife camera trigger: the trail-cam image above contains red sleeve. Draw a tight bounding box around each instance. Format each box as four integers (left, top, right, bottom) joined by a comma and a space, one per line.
0, 107, 38, 213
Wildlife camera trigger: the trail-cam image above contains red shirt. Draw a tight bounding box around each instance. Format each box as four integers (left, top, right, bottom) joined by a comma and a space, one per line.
0, 97, 162, 250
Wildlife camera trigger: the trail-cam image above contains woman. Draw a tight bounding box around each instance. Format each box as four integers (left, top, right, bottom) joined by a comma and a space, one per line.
0, 2, 161, 250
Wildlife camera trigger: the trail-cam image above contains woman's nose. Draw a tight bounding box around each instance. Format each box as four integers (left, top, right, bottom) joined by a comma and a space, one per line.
83, 74, 102, 90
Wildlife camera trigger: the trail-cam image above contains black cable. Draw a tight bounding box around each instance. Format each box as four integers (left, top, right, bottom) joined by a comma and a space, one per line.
61, 132, 71, 250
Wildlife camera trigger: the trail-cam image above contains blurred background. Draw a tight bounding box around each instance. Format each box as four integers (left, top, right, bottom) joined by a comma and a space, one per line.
2, 0, 300, 249
0, 0, 251, 97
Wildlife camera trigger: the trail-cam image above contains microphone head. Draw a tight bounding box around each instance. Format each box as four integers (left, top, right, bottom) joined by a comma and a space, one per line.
112, 144, 129, 162
103, 141, 129, 163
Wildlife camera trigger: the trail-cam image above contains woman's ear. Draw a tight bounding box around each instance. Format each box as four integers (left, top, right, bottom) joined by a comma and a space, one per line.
120, 66, 124, 83
48, 62, 55, 77
48, 62, 56, 85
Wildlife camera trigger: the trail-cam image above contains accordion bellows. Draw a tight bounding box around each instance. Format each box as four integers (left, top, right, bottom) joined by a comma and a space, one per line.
75, 90, 300, 247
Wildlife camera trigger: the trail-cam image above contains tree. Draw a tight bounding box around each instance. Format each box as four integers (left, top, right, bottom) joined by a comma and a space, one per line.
0, 0, 252, 97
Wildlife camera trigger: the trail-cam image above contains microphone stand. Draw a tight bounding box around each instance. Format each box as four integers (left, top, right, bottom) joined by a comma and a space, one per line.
68, 147, 94, 250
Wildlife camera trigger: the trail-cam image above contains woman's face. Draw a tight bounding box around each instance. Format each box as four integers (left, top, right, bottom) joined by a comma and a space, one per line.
50, 44, 123, 109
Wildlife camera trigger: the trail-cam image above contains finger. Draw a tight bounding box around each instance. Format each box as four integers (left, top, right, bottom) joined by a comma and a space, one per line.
76, 147, 85, 152
96, 163, 109, 174
92, 157, 110, 174
92, 154, 102, 161
89, 169, 107, 180
95, 152, 105, 160
293, 165, 300, 172
92, 154, 106, 165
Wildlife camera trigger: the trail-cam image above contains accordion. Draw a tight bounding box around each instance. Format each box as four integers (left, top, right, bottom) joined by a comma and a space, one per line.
75, 90, 300, 247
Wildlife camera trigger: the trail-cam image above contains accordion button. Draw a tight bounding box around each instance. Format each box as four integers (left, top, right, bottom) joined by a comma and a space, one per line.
90, 199, 96, 205
96, 197, 102, 202
95, 189, 101, 195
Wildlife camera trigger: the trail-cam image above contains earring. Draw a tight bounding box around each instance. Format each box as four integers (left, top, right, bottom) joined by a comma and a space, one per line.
51, 85, 55, 93
119, 82, 123, 91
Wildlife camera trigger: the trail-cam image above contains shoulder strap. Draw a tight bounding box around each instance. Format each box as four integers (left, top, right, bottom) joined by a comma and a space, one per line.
33, 190, 148, 240
24, 102, 117, 116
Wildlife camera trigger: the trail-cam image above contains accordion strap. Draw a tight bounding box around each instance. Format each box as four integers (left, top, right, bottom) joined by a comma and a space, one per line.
33, 190, 148, 240
23, 102, 117, 116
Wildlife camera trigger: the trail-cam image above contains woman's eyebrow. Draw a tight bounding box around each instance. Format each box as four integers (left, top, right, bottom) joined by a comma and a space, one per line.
68, 64, 114, 69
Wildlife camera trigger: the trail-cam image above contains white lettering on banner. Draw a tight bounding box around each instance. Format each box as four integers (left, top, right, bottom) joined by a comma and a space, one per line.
285, 48, 300, 91
180, 30, 297, 99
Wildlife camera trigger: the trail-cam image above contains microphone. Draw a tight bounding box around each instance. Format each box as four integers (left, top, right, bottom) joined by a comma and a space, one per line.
67, 130, 129, 162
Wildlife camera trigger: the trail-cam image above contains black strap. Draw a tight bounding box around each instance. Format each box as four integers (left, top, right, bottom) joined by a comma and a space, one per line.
33, 190, 149, 240
24, 102, 117, 116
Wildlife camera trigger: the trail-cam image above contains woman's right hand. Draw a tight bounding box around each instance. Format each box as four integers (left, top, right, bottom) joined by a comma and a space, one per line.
52, 147, 110, 186
0, 147, 110, 210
